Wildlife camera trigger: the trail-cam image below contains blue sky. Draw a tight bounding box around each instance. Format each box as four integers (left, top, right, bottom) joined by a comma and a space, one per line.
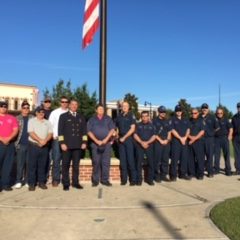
0, 0, 240, 112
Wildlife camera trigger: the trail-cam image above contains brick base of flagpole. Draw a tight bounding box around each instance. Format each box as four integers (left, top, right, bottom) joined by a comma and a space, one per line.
79, 158, 121, 182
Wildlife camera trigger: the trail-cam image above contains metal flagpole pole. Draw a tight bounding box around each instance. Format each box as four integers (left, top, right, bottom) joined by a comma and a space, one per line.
99, 0, 107, 107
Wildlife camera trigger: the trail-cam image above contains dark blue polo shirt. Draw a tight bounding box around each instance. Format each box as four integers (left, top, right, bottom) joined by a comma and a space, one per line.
19, 117, 29, 145
87, 115, 115, 140
115, 112, 136, 137
171, 116, 190, 137
201, 114, 219, 137
189, 118, 205, 136
152, 117, 172, 140
135, 122, 156, 141
215, 118, 232, 137
232, 113, 240, 137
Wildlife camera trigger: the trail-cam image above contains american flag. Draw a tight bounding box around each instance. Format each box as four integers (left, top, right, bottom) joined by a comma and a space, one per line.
82, 0, 100, 49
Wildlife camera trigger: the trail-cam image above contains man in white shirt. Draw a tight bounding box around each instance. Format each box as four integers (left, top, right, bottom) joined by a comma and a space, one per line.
48, 96, 69, 186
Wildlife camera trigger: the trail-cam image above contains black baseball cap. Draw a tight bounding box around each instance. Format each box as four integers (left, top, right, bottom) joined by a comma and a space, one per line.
0, 101, 8, 108
175, 105, 182, 112
158, 106, 166, 113
35, 106, 45, 113
21, 101, 30, 108
201, 103, 209, 109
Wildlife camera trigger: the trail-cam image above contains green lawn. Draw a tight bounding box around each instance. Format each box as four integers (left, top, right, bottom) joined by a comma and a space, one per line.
210, 197, 240, 240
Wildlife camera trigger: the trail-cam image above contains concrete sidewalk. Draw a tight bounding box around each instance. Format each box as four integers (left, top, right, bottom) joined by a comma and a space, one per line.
1, 171, 240, 240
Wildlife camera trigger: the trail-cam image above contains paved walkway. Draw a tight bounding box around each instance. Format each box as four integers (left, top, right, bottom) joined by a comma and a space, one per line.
1, 170, 239, 240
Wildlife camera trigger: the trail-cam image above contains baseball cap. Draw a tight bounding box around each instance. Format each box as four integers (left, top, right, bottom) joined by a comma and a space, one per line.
35, 106, 45, 113
44, 96, 51, 102
158, 106, 166, 113
21, 101, 30, 108
175, 105, 182, 112
201, 103, 209, 109
0, 101, 8, 108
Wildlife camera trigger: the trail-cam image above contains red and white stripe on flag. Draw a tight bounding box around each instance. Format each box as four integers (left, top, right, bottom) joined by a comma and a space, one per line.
82, 0, 100, 49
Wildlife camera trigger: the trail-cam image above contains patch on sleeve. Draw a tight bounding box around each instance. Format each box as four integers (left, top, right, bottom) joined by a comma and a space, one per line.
82, 135, 88, 141
58, 136, 64, 141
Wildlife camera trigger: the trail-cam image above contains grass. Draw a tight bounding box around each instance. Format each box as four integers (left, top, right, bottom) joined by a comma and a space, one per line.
210, 197, 240, 240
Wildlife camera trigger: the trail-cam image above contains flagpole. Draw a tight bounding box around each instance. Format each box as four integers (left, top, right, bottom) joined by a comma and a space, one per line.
99, 0, 107, 107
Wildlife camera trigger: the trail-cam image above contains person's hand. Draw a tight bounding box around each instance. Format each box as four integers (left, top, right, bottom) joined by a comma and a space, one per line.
61, 144, 68, 151
119, 137, 125, 143
81, 143, 87, 150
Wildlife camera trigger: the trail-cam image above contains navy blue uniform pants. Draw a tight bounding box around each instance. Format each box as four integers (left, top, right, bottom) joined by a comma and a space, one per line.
0, 142, 15, 188
28, 143, 48, 186
16, 144, 29, 184
204, 137, 215, 175
233, 136, 240, 172
188, 140, 205, 177
214, 137, 231, 174
170, 140, 188, 177
135, 144, 154, 183
154, 142, 170, 179
62, 149, 81, 187
118, 138, 137, 183
91, 143, 111, 183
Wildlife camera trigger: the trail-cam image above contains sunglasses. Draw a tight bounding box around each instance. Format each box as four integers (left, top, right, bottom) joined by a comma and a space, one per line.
217, 112, 223, 115
192, 112, 198, 115
44, 100, 51, 103
61, 101, 69, 103
0, 106, 7, 108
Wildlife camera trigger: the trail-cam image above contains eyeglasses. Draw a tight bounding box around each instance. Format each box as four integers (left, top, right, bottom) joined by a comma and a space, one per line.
61, 101, 69, 104
22, 107, 30, 110
191, 112, 198, 115
44, 100, 51, 103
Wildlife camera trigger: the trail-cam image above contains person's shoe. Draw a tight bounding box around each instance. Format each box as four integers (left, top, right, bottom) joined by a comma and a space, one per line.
39, 183, 48, 190
92, 182, 99, 187
226, 172, 232, 176
0, 187, 2, 192
28, 185, 35, 191
207, 173, 214, 178
197, 176, 204, 180
120, 181, 127, 186
147, 181, 155, 186
63, 185, 69, 191
179, 175, 191, 180
136, 182, 142, 186
101, 181, 112, 187
129, 182, 136, 186
3, 186, 13, 191
161, 176, 170, 182
72, 184, 84, 189
14, 183, 22, 189
170, 176, 177, 182
24, 183, 29, 188
52, 181, 59, 187
235, 171, 240, 175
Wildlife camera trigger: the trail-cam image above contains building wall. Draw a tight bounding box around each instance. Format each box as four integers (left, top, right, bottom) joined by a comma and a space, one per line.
0, 83, 39, 111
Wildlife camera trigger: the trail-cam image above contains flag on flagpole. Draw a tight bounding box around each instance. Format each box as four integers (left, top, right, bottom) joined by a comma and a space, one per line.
82, 0, 100, 49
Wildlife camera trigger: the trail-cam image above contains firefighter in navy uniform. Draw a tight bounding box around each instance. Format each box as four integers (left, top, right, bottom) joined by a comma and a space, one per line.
231, 102, 240, 175
188, 108, 205, 179
200, 103, 220, 178
153, 106, 172, 182
115, 101, 137, 186
58, 99, 87, 191
170, 105, 191, 181
214, 107, 233, 176
134, 111, 156, 186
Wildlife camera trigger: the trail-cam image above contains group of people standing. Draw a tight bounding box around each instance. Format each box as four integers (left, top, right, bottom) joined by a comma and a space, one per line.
0, 97, 240, 192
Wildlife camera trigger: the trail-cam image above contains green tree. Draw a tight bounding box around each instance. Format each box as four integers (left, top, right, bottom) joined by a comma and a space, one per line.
178, 99, 192, 118
124, 93, 139, 119
43, 79, 97, 119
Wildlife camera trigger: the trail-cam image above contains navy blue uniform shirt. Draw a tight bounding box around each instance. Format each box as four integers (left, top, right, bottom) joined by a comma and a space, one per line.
87, 115, 115, 140
171, 116, 190, 137
152, 117, 172, 140
189, 118, 205, 136
135, 122, 156, 141
215, 118, 232, 137
19, 116, 29, 145
115, 112, 136, 137
232, 113, 240, 137
201, 114, 219, 137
